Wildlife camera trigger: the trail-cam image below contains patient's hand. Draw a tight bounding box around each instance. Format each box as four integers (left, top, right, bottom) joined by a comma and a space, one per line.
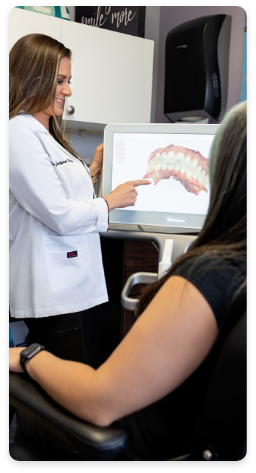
9, 347, 25, 373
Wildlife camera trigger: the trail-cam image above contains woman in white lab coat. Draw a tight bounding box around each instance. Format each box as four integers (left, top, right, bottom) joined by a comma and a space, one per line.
9, 33, 149, 363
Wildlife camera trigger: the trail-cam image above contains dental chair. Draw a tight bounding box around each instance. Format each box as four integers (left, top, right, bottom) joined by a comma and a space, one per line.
9, 295, 246, 461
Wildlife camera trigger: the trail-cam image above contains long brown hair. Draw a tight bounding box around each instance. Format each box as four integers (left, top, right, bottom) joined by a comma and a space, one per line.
9, 33, 81, 160
136, 101, 247, 316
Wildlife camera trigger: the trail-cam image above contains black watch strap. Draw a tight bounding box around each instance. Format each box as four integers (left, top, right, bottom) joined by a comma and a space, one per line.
20, 343, 46, 373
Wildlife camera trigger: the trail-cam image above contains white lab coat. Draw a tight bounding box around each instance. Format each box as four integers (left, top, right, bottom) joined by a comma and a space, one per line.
9, 114, 109, 318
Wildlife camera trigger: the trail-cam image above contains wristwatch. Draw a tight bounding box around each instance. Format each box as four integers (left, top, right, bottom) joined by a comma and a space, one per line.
20, 343, 46, 373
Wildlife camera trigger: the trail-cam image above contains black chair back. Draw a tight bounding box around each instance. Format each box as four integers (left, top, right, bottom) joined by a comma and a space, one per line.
188, 311, 246, 460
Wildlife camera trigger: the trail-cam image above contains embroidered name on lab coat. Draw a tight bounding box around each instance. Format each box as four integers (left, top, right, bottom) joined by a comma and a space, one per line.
51, 158, 73, 167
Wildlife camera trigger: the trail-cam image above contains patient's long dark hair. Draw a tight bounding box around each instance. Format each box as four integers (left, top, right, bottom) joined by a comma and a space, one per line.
136, 101, 247, 316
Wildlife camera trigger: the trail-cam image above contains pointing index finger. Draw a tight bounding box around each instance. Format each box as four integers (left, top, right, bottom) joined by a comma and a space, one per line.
132, 179, 151, 187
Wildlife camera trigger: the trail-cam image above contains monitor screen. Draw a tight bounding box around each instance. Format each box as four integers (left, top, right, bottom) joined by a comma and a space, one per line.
102, 123, 219, 232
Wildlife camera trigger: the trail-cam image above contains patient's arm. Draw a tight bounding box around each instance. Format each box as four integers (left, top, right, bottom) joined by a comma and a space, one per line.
9, 276, 218, 427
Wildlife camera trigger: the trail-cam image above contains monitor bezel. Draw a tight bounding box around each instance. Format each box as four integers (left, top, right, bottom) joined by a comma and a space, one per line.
102, 123, 220, 232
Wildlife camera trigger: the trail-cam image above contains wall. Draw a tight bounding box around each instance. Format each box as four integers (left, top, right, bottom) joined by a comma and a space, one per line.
145, 6, 245, 123
144, 6, 161, 123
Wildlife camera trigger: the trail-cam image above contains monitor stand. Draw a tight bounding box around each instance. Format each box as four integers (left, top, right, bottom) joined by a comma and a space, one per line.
100, 227, 197, 312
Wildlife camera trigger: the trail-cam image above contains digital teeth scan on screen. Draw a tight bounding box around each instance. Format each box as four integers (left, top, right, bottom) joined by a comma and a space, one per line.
111, 133, 214, 221
143, 144, 209, 196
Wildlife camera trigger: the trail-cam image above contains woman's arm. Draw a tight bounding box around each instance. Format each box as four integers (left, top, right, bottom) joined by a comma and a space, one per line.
9, 125, 107, 235
9, 275, 218, 426
89, 143, 103, 179
9, 127, 149, 234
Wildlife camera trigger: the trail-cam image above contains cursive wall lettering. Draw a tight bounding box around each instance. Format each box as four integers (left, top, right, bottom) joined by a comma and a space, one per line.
81, 6, 108, 27
81, 6, 137, 31
111, 8, 137, 28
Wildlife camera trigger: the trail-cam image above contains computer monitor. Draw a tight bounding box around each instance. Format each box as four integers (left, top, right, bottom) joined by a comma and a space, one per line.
102, 123, 219, 232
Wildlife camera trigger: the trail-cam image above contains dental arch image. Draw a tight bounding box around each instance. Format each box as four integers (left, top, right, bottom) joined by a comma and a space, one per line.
143, 145, 209, 196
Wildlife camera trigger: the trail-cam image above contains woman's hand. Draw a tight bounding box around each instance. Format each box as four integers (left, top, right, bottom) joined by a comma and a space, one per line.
89, 143, 104, 179
103, 179, 150, 211
9, 347, 25, 373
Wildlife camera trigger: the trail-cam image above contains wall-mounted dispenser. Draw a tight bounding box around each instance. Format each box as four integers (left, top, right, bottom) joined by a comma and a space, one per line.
164, 15, 231, 123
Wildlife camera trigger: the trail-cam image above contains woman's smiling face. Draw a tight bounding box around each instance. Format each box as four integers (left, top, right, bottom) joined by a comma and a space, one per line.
32, 56, 72, 130
53, 56, 72, 116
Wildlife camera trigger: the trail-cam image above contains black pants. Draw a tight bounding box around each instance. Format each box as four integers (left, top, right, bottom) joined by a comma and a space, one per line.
24, 312, 87, 364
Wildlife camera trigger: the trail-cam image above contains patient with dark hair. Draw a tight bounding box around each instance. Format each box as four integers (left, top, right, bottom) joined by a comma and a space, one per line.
10, 101, 246, 460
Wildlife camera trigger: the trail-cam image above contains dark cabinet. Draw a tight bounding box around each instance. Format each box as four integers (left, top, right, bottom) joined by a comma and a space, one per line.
121, 239, 158, 337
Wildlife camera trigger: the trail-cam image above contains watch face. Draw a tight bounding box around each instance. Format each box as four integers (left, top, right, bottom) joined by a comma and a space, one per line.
21, 344, 44, 358
20, 344, 45, 372
22, 345, 37, 356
